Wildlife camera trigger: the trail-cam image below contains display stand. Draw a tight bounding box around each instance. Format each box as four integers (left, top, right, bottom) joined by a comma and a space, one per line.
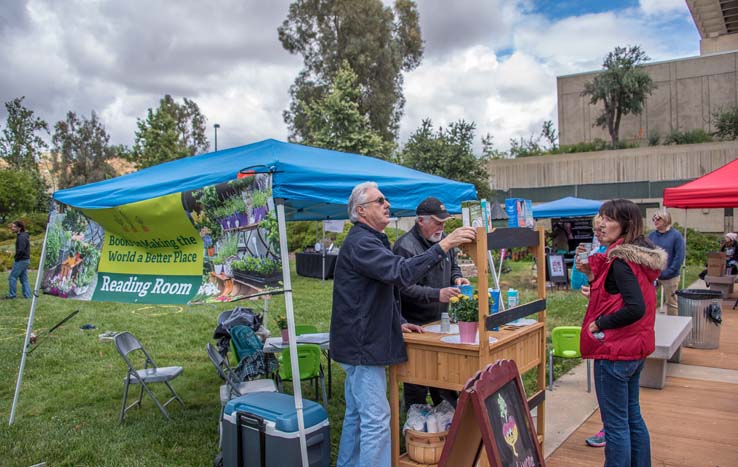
389, 226, 547, 467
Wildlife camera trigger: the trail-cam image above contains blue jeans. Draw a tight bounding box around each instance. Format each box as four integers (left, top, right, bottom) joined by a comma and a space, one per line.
8, 259, 31, 298
337, 364, 390, 467
594, 359, 651, 467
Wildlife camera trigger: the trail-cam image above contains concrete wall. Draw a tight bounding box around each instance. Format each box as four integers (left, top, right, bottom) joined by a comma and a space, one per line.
486, 141, 738, 190
558, 51, 738, 146
485, 142, 738, 233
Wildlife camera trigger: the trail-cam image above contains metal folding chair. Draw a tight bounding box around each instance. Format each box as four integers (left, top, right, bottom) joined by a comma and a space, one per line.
114, 331, 184, 423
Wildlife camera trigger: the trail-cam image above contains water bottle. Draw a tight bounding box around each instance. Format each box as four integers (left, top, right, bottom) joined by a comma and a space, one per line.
440, 312, 450, 333
507, 288, 519, 308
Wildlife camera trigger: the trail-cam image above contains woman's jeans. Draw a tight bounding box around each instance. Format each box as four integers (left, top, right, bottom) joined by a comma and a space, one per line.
8, 259, 31, 298
594, 359, 651, 467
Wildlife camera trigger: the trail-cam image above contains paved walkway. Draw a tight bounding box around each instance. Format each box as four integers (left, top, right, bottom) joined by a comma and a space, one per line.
544, 284, 738, 465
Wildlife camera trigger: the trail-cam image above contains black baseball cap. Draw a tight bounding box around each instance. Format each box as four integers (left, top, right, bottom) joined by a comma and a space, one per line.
416, 197, 451, 221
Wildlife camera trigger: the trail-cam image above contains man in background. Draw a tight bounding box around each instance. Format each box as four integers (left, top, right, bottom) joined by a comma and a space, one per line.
648, 209, 684, 315
393, 196, 468, 409
5, 220, 31, 299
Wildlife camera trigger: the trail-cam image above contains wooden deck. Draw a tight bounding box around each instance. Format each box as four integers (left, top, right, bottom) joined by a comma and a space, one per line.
547, 298, 738, 466
546, 376, 738, 466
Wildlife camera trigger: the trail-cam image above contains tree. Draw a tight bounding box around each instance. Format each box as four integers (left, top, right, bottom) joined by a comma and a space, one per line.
481, 133, 507, 160
278, 0, 423, 145
0, 169, 39, 221
301, 61, 393, 157
51, 111, 117, 189
400, 119, 491, 199
133, 95, 208, 168
0, 96, 49, 171
582, 45, 656, 146
506, 120, 559, 158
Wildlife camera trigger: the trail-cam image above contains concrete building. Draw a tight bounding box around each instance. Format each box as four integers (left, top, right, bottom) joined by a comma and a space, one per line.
486, 1, 738, 232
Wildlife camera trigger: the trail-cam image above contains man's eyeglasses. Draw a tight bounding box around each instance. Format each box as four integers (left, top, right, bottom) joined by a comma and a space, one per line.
360, 196, 389, 206
652, 215, 662, 222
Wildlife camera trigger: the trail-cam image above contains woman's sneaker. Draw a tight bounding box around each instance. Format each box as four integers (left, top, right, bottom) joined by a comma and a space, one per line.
586, 430, 606, 447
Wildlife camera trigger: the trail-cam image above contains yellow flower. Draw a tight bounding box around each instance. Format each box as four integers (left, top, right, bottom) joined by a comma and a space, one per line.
473, 294, 478, 300
461, 295, 469, 301
449, 296, 459, 304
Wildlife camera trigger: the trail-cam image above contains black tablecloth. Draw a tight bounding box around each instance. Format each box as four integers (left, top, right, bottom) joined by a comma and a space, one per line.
296, 252, 338, 279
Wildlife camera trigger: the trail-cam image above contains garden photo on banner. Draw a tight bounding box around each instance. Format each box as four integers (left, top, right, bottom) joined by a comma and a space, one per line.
41, 172, 283, 304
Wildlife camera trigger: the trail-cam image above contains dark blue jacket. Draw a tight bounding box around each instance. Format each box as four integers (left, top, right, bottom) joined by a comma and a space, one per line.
330, 222, 448, 366
647, 228, 685, 280
15, 231, 30, 261
393, 224, 462, 325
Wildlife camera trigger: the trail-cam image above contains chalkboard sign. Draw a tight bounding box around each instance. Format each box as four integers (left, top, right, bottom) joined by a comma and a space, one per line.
439, 360, 544, 467
485, 381, 540, 466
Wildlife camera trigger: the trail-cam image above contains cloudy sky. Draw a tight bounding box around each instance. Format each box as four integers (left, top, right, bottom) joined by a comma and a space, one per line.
0, 0, 699, 153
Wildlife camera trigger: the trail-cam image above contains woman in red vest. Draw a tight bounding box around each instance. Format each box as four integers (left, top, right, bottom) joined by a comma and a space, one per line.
576, 199, 667, 467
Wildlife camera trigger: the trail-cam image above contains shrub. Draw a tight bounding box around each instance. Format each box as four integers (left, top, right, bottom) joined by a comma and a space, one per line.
663, 128, 712, 145
677, 224, 722, 265
712, 106, 738, 140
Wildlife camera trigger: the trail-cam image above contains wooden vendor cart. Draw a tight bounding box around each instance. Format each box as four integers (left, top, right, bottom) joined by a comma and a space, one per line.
389, 226, 548, 467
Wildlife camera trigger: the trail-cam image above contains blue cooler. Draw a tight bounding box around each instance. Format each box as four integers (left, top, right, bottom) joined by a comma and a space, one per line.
222, 392, 330, 467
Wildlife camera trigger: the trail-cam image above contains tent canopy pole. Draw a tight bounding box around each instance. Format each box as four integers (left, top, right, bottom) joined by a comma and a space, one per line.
10, 210, 53, 425
275, 199, 309, 467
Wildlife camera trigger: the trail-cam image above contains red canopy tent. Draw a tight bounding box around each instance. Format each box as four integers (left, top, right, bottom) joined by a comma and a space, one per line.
663, 158, 738, 208
663, 156, 738, 289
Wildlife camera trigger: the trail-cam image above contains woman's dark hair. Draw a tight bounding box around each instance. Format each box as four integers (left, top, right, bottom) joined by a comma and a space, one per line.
599, 199, 652, 247
12, 220, 26, 232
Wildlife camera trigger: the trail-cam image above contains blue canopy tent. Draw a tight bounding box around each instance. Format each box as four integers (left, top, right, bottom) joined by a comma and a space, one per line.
54, 138, 476, 219
12, 139, 476, 464
532, 196, 602, 219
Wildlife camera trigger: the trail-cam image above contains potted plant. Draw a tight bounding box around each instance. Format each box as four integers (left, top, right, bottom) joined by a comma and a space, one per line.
449, 292, 482, 343
276, 315, 289, 343
231, 256, 282, 286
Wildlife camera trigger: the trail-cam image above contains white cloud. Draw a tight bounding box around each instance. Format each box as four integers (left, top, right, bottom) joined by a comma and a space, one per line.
640, 0, 688, 15
1, 0, 700, 157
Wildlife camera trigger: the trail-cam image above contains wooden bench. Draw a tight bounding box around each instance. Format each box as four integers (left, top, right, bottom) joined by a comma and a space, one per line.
705, 274, 738, 298
640, 315, 693, 389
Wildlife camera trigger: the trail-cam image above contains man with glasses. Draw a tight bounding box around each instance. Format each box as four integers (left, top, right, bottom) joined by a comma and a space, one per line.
331, 182, 475, 467
393, 196, 468, 411
647, 209, 684, 315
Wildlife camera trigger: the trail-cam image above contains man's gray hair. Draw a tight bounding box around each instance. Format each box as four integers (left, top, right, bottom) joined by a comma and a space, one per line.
348, 181, 377, 222
654, 208, 672, 227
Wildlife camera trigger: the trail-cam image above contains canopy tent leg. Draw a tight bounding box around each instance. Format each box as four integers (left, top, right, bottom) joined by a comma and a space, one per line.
10, 211, 52, 425
275, 198, 310, 467
682, 209, 688, 290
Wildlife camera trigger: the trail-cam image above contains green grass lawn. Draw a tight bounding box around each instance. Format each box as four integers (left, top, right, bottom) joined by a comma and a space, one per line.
0, 260, 702, 466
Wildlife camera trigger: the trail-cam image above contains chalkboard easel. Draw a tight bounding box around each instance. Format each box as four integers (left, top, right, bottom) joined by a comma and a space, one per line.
439, 360, 545, 467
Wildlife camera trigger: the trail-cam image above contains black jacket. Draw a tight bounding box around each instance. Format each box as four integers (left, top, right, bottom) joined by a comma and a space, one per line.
15, 231, 30, 261
393, 224, 462, 325
330, 222, 448, 366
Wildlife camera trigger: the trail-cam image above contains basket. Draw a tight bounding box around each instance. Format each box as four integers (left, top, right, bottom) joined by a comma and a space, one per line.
405, 429, 448, 465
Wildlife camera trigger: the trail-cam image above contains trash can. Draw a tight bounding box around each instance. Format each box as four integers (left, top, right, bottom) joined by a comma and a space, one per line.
676, 289, 723, 349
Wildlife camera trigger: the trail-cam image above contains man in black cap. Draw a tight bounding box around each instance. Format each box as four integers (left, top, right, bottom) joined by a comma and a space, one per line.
393, 196, 470, 409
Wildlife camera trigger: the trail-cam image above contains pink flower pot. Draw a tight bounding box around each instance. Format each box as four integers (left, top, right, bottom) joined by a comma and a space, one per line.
458, 321, 478, 343
280, 328, 289, 344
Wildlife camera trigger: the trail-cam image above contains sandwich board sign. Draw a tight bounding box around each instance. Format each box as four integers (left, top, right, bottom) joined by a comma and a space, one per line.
439, 360, 544, 467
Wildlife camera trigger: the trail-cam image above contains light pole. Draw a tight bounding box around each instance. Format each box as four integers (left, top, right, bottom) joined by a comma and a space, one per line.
214, 123, 220, 151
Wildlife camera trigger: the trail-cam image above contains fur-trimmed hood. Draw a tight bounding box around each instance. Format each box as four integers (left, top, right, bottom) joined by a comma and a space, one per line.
607, 243, 668, 272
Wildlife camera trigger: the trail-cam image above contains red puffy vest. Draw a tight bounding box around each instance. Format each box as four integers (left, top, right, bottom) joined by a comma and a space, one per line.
580, 240, 664, 360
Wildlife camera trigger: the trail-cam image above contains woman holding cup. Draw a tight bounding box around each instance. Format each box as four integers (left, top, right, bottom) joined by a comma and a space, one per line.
575, 199, 666, 466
